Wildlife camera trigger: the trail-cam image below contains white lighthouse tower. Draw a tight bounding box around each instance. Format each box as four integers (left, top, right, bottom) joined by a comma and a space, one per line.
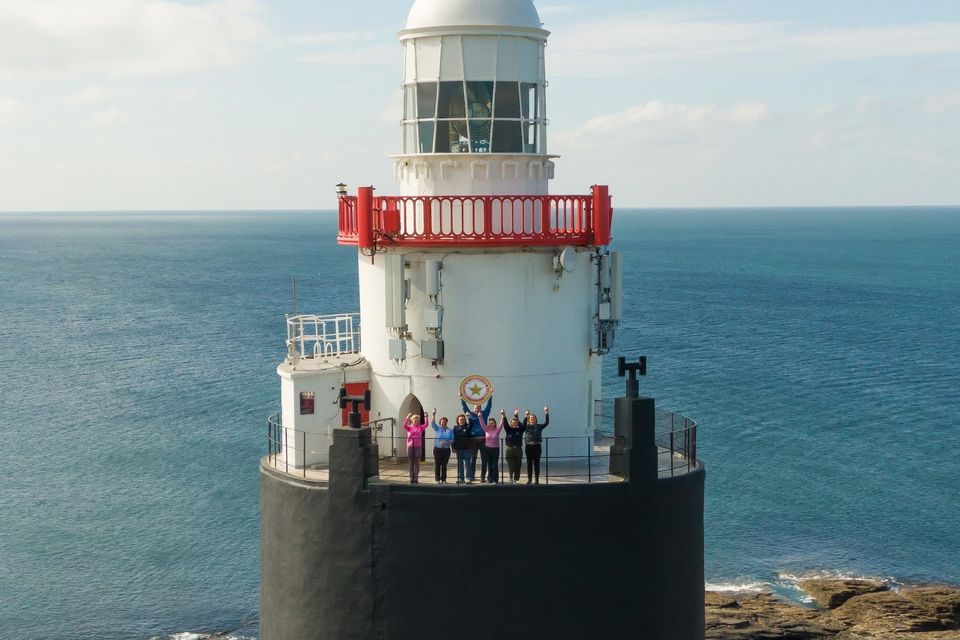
261, 4, 705, 639
277, 0, 620, 463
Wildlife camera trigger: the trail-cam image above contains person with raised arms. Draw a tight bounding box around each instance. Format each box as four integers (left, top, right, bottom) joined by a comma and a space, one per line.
502, 408, 526, 484
402, 413, 429, 484
452, 414, 475, 484
523, 406, 550, 484
430, 409, 454, 484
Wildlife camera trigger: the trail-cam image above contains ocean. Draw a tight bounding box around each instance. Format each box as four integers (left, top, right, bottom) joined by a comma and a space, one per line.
1, 208, 958, 639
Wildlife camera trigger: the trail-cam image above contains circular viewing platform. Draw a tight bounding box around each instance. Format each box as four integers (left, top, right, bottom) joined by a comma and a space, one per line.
337, 186, 612, 248
261, 406, 699, 486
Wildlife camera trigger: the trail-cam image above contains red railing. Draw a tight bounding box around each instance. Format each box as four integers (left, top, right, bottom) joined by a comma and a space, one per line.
337, 186, 612, 248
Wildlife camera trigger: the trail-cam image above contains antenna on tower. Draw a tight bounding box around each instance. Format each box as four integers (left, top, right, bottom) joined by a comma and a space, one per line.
291, 276, 298, 316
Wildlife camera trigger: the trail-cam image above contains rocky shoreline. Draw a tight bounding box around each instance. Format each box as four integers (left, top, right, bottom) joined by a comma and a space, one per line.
706, 579, 960, 639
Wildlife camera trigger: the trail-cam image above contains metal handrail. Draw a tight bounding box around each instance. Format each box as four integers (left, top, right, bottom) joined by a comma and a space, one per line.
266, 409, 697, 482
594, 399, 700, 475
337, 188, 613, 248
286, 313, 361, 359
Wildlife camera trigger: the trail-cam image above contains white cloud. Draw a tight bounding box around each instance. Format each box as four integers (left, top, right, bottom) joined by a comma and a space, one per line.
0, 0, 265, 77
548, 12, 960, 77
285, 29, 397, 66
0, 96, 27, 125
556, 99, 770, 147
725, 102, 770, 125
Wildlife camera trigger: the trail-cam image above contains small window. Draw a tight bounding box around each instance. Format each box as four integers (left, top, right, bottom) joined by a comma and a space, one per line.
417, 82, 438, 119
300, 392, 315, 415
494, 82, 521, 119
492, 120, 522, 153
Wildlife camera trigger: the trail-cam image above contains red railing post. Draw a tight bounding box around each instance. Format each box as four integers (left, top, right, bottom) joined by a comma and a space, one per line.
592, 185, 611, 246
483, 197, 493, 239
357, 186, 375, 250
541, 197, 551, 237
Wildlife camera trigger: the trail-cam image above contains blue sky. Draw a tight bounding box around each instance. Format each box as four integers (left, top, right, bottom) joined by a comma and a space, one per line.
1, 0, 958, 211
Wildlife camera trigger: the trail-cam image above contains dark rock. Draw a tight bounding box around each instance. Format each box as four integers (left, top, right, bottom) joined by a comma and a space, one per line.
801, 578, 889, 609
705, 583, 960, 639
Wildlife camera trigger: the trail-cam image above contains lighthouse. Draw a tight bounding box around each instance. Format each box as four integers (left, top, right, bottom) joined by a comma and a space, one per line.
260, 2, 705, 639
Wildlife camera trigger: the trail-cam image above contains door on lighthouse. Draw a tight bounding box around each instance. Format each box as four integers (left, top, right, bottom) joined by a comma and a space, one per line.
399, 394, 426, 462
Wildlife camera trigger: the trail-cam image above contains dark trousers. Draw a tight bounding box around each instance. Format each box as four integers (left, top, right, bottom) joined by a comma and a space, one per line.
483, 446, 499, 483
525, 443, 542, 483
434, 447, 450, 482
471, 438, 485, 479
505, 445, 523, 481
407, 446, 422, 483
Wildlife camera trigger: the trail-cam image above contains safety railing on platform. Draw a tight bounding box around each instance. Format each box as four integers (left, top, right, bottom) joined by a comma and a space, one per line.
286, 313, 360, 360
594, 399, 700, 477
265, 408, 695, 483
337, 186, 612, 248
376, 435, 621, 485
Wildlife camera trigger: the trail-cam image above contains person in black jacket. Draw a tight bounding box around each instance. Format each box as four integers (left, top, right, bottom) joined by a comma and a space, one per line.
503, 408, 526, 484
523, 406, 550, 484
452, 414, 476, 484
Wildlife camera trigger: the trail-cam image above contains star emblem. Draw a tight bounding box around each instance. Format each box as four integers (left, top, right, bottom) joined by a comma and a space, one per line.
469, 383, 483, 396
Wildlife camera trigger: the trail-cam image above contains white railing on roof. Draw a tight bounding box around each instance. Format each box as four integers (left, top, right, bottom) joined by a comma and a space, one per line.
286, 313, 361, 359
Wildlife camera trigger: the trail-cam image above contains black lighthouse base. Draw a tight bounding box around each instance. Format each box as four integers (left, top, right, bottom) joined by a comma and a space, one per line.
260, 400, 705, 640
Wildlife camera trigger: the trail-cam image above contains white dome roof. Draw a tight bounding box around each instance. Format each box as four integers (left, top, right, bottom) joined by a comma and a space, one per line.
405, 0, 543, 31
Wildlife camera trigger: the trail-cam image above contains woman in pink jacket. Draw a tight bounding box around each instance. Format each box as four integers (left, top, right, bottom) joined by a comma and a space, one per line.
480, 409, 505, 484
402, 413, 429, 484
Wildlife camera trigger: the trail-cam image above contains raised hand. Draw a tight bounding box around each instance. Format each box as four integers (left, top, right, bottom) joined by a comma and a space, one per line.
544, 406, 549, 413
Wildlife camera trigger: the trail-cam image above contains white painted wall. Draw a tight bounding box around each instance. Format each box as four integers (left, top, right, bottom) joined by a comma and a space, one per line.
359, 247, 601, 438
277, 361, 371, 468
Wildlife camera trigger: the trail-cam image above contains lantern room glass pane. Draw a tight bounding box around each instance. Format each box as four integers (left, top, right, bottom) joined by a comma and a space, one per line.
436, 120, 469, 153
523, 122, 538, 154
465, 82, 493, 119
496, 37, 519, 81
516, 38, 541, 81
469, 119, 491, 153
404, 41, 417, 82
418, 122, 435, 153
437, 81, 466, 119
494, 82, 521, 119
416, 82, 438, 119
520, 83, 538, 120
462, 36, 498, 79
439, 35, 464, 81
404, 85, 417, 120
415, 37, 441, 81
492, 120, 523, 153
403, 123, 417, 154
